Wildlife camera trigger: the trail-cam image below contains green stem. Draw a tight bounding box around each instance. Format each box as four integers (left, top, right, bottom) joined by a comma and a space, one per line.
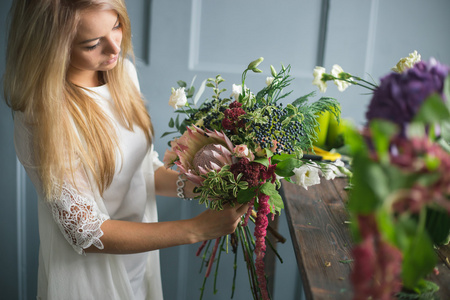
265, 235, 283, 263
199, 275, 208, 300
231, 238, 239, 299
199, 240, 212, 273
239, 225, 259, 299
213, 237, 227, 294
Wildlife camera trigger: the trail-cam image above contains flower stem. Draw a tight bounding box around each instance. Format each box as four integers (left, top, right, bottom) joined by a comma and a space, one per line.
231, 236, 239, 299
213, 236, 227, 294
206, 237, 221, 278
239, 225, 259, 299
198, 240, 212, 273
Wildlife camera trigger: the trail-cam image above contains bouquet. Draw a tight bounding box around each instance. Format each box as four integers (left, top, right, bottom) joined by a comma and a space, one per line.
314, 51, 450, 299
163, 57, 351, 300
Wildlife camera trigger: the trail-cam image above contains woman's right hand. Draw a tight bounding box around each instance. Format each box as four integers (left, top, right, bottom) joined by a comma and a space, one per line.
190, 203, 250, 242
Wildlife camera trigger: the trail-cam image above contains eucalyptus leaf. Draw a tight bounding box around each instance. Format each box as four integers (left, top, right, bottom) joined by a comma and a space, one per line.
193, 79, 207, 106
189, 75, 197, 90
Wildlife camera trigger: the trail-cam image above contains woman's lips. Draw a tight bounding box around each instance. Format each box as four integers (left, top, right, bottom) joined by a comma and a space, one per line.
105, 55, 118, 65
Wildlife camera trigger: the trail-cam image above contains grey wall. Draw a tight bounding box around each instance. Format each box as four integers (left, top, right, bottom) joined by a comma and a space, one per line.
1, 0, 450, 299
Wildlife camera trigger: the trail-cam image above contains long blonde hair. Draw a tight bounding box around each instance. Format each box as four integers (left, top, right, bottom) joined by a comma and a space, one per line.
3, 0, 153, 199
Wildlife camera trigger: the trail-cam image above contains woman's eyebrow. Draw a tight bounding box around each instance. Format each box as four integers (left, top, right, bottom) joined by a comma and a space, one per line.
78, 14, 120, 45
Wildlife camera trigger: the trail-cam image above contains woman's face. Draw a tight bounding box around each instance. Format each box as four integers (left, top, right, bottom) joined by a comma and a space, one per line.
67, 8, 123, 87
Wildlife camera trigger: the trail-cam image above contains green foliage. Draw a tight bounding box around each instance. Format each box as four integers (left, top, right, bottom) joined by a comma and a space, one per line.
345, 95, 450, 296
194, 165, 248, 210
397, 280, 440, 299
259, 182, 284, 214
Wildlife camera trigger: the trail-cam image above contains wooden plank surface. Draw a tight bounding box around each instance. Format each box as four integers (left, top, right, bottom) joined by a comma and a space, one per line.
281, 178, 353, 300
281, 177, 450, 300
429, 245, 450, 299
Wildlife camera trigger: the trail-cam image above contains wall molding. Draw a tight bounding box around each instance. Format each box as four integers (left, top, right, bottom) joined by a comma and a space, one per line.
16, 159, 27, 300
364, 0, 379, 78
316, 0, 330, 67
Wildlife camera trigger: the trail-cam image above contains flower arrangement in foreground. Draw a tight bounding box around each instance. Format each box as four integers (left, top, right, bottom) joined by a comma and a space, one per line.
314, 51, 450, 299
163, 58, 351, 300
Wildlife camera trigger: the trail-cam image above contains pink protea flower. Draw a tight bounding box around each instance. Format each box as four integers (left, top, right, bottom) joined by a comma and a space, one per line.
163, 126, 235, 185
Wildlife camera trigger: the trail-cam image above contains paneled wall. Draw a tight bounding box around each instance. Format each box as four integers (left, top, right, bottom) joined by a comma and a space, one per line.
1, 1, 449, 299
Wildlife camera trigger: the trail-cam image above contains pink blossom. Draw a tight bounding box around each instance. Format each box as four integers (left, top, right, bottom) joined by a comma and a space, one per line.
233, 144, 255, 161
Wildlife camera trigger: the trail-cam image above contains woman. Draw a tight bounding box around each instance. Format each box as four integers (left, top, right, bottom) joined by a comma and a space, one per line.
3, 0, 249, 299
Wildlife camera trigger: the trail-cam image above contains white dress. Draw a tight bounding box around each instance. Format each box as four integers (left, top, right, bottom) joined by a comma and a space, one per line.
13, 60, 164, 300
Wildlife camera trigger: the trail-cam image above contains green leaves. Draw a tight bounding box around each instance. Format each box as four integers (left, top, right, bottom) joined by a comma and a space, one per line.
195, 166, 249, 210
274, 157, 302, 177
399, 212, 437, 290
259, 182, 284, 214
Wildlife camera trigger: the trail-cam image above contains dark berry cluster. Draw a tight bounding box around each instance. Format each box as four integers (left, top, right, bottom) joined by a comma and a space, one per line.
250, 103, 305, 154
190, 98, 228, 131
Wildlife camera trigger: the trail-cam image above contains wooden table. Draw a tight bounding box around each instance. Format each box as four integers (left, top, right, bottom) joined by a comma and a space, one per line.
280, 177, 450, 300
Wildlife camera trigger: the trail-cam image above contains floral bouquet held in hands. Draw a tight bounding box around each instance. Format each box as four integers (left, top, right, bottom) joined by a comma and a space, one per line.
163, 58, 350, 300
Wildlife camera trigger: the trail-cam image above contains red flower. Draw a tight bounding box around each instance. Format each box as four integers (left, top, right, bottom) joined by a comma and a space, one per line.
254, 193, 271, 300
222, 101, 246, 130
230, 158, 261, 187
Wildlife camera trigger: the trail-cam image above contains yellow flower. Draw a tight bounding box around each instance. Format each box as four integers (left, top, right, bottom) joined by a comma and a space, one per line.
391, 50, 421, 73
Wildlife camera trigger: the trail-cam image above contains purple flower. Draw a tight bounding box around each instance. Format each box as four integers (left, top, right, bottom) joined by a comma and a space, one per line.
366, 59, 449, 133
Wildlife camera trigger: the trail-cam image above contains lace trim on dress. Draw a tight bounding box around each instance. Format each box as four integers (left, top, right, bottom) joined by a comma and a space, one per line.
48, 182, 110, 255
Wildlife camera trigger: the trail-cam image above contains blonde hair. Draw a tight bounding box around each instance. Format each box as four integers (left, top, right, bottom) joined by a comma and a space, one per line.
3, 0, 153, 199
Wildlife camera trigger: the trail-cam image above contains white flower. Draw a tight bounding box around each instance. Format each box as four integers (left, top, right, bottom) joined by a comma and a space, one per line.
230, 84, 246, 100
266, 76, 275, 86
320, 159, 345, 180
331, 64, 353, 92
312, 66, 327, 92
169, 87, 187, 109
391, 50, 421, 73
292, 163, 321, 190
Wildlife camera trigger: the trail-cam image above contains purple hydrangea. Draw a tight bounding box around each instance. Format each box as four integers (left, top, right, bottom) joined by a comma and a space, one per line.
366, 59, 449, 132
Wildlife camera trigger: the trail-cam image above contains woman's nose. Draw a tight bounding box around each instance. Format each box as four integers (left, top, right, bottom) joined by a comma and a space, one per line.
104, 36, 120, 55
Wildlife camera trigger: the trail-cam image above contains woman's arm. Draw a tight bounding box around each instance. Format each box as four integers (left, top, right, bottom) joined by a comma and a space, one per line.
86, 166, 249, 254
153, 166, 197, 198
86, 202, 249, 254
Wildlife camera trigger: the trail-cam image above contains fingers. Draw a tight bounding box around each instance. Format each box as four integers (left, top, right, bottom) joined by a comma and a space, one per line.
236, 202, 251, 215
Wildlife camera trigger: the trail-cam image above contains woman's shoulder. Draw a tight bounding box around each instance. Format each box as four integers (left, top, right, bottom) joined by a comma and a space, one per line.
123, 58, 140, 91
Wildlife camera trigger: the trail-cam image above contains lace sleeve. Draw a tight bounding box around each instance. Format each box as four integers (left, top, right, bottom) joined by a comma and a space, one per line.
48, 181, 110, 255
